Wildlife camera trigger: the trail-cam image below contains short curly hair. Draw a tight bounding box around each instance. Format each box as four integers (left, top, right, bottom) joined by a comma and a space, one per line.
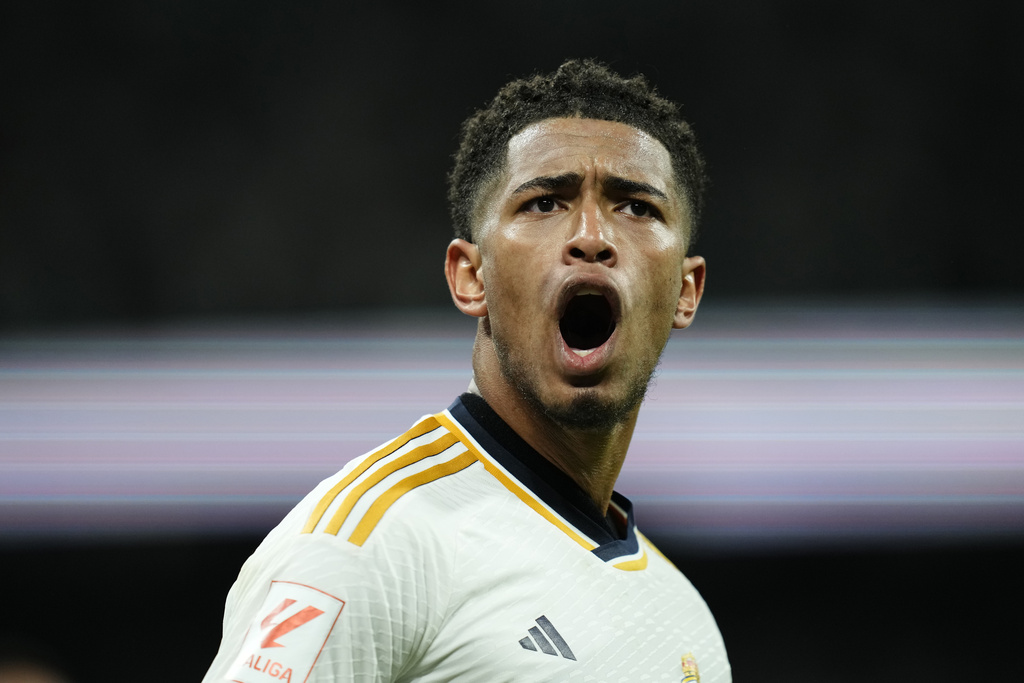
448, 59, 707, 248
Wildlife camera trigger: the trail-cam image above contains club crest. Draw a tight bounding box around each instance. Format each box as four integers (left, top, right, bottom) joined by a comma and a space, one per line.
680, 652, 700, 682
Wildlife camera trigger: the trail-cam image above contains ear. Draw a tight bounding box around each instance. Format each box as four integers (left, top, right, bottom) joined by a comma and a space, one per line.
672, 255, 706, 329
445, 238, 487, 318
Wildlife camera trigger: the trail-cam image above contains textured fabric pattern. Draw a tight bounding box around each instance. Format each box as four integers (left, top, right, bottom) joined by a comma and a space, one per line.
204, 406, 730, 682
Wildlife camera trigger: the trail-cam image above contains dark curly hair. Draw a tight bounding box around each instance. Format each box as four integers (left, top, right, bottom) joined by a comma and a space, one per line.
448, 59, 708, 248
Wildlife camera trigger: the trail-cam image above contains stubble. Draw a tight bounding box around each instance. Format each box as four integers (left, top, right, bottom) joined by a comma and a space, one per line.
491, 330, 662, 432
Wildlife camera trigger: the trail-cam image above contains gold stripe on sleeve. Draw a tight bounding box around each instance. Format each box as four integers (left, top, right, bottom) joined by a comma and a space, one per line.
323, 432, 460, 536
347, 450, 478, 547
434, 412, 598, 552
301, 416, 441, 534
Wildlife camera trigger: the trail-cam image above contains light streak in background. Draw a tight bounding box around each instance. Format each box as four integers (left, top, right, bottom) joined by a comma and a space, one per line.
1, 303, 1022, 549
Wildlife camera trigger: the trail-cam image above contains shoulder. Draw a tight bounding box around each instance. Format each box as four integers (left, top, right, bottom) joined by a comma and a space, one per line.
235, 410, 510, 599
206, 414, 498, 682
295, 412, 498, 550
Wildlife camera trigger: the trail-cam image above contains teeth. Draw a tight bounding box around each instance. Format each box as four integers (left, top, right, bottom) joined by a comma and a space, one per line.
576, 287, 601, 296
572, 349, 594, 357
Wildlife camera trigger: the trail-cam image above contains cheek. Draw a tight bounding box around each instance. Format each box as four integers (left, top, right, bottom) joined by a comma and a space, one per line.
635, 246, 685, 304
480, 238, 547, 300
481, 262, 533, 328
635, 274, 685, 336
649, 228, 683, 254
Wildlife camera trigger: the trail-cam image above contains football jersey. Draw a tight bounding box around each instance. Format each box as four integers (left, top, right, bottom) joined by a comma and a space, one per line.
204, 394, 730, 682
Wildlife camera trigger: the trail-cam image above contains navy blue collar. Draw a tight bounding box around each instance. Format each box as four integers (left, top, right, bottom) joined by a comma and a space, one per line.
449, 393, 641, 560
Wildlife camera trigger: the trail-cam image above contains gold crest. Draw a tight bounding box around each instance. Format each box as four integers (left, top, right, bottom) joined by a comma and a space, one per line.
681, 652, 700, 682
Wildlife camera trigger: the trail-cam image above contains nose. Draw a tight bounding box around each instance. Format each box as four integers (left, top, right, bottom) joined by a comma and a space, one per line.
563, 201, 616, 266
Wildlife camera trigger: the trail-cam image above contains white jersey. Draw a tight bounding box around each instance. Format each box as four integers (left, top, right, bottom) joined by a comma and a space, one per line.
204, 395, 730, 683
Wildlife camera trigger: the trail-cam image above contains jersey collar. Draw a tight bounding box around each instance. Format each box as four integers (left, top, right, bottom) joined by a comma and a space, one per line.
449, 393, 642, 561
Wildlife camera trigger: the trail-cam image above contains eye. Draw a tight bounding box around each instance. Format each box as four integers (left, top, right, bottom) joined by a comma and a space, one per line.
523, 196, 559, 213
619, 200, 659, 219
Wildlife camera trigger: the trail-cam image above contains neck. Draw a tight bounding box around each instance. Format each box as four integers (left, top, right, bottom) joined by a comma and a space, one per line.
469, 335, 638, 513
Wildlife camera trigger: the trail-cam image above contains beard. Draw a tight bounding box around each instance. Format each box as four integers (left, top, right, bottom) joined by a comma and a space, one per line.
491, 330, 661, 432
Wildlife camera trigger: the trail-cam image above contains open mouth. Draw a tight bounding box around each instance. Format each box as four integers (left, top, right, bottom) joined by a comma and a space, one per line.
559, 293, 616, 355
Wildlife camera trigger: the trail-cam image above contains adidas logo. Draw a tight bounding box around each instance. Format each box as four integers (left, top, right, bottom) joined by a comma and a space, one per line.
518, 615, 576, 661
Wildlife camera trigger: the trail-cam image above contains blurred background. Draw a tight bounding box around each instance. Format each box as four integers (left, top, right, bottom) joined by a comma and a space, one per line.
1, 1, 1022, 681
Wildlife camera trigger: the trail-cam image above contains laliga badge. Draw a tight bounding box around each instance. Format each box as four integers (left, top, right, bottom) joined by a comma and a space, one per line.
227, 581, 345, 683
681, 651, 700, 682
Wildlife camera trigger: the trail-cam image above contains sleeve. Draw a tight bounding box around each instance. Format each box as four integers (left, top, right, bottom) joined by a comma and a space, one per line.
202, 508, 453, 683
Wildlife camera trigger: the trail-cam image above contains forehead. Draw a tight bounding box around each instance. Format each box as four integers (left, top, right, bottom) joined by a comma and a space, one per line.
502, 117, 678, 198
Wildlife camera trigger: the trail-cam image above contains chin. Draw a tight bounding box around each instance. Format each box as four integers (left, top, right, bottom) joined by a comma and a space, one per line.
533, 383, 647, 432
492, 330, 655, 432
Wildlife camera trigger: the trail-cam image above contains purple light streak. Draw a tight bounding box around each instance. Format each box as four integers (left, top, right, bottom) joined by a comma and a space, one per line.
2, 304, 1022, 548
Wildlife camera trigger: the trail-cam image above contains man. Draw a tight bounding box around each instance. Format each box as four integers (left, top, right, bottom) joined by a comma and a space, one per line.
204, 59, 730, 682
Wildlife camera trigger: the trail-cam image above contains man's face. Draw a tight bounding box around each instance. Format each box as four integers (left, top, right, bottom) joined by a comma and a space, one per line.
463, 117, 704, 430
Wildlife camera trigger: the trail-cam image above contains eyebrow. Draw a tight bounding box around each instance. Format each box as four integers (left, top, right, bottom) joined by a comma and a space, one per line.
510, 173, 669, 202
602, 176, 669, 202
511, 172, 584, 196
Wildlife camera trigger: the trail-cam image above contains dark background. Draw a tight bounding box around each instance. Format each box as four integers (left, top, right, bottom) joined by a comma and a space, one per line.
2, 2, 1022, 681
3, 1, 1023, 328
